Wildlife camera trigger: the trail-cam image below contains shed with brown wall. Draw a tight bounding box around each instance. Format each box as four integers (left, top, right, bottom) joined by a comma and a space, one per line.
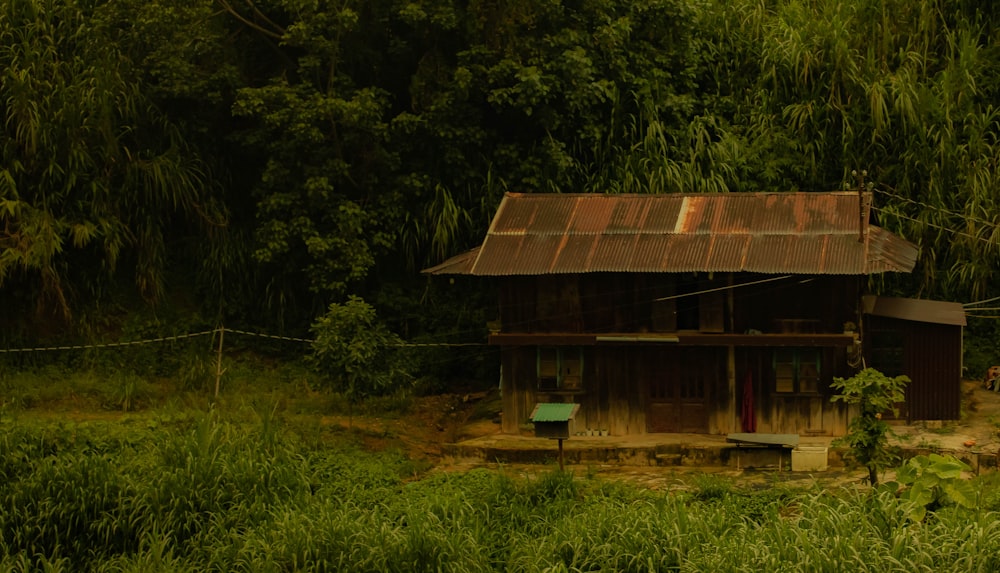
862, 296, 965, 421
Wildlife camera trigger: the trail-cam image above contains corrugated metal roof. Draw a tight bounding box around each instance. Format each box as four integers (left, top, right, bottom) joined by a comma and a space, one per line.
424, 192, 919, 276
421, 247, 479, 275
862, 296, 967, 326
531, 403, 580, 422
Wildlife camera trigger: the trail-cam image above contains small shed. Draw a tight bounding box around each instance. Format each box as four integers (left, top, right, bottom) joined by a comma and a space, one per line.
862, 296, 966, 421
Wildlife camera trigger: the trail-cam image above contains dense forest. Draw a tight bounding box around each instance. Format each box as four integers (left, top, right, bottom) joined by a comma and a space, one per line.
3, 0, 1000, 378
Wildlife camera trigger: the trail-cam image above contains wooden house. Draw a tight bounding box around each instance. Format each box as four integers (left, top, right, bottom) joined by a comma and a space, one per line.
862, 296, 966, 421
425, 192, 919, 436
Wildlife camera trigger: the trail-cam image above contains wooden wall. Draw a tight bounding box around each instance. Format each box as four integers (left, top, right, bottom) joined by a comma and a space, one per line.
497, 273, 861, 436
499, 273, 861, 336
501, 345, 734, 436
733, 276, 862, 334
502, 344, 854, 436
864, 317, 962, 421
734, 348, 850, 436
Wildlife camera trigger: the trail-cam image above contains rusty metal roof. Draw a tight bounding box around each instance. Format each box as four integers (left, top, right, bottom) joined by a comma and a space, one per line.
424, 192, 919, 276
862, 296, 967, 326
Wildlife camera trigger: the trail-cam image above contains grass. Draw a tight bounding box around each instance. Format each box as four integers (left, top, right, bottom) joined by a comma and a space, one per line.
5, 403, 1000, 572
5, 355, 1000, 571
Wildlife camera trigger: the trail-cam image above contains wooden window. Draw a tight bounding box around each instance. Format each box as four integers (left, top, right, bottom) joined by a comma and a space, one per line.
773, 349, 821, 394
537, 347, 584, 392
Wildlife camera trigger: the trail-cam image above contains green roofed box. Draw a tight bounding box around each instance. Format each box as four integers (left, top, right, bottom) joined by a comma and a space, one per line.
531, 403, 580, 439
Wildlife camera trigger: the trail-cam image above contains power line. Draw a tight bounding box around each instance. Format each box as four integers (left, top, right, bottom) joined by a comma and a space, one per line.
874, 186, 1000, 229
871, 206, 995, 245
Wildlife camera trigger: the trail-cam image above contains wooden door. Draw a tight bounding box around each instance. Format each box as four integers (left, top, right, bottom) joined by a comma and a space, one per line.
647, 349, 715, 433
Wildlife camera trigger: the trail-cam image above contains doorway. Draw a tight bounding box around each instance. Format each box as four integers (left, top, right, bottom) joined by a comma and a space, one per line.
646, 348, 722, 433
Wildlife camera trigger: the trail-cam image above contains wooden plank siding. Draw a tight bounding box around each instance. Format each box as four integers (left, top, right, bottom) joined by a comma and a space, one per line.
864, 316, 962, 421
500, 346, 734, 435
734, 348, 850, 436
498, 273, 860, 436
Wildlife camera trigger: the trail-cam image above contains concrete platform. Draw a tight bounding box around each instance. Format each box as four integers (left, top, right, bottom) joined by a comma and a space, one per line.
443, 432, 999, 472
443, 433, 844, 470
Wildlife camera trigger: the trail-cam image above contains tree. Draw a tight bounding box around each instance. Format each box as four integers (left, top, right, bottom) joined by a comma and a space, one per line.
699, 0, 1000, 300
831, 368, 910, 486
309, 297, 411, 415
0, 0, 219, 325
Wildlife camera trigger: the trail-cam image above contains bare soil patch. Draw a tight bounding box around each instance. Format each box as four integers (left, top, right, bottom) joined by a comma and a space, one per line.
319, 391, 503, 459
891, 379, 1000, 454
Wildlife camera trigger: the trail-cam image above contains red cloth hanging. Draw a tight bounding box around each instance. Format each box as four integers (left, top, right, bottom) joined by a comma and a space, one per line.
741, 371, 756, 433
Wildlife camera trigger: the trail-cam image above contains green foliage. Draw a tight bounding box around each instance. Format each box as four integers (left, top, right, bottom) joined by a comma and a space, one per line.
309, 296, 411, 403
0, 0, 220, 320
9, 0, 1000, 390
690, 475, 793, 524
882, 453, 976, 522
831, 368, 910, 485
9, 413, 1000, 571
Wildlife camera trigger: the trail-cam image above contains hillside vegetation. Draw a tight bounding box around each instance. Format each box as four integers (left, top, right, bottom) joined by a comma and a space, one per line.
2, 0, 1000, 371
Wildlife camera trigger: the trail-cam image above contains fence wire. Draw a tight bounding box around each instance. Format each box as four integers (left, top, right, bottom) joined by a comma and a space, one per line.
0, 327, 486, 354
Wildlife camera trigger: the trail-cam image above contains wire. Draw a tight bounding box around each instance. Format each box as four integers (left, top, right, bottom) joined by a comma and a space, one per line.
0, 327, 489, 354
871, 206, 995, 245
653, 275, 794, 301
874, 186, 1000, 229
0, 330, 217, 353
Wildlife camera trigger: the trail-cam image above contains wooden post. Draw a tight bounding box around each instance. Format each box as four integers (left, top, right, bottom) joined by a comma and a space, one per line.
558, 438, 565, 471
856, 169, 867, 243
214, 327, 225, 399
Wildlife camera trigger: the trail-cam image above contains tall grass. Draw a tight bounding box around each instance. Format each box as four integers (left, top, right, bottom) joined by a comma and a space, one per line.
5, 413, 1000, 571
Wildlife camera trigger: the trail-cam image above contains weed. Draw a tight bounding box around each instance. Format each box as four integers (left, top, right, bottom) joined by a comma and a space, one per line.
4, 418, 1000, 571
926, 424, 957, 435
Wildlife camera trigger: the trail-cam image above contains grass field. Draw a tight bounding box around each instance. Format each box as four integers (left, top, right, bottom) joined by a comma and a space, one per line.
5, 365, 1000, 571
5, 406, 1000, 572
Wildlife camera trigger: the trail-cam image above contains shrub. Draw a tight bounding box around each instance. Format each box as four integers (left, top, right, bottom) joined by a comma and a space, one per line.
831, 368, 909, 485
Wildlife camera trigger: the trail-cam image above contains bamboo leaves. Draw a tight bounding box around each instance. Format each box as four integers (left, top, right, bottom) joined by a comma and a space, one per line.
0, 0, 213, 317
695, 0, 1000, 298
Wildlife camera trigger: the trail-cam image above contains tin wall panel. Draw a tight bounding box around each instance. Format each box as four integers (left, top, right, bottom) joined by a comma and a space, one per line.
664, 235, 712, 271
630, 236, 674, 271
526, 198, 574, 233
607, 198, 648, 233
495, 199, 538, 233
644, 199, 683, 232
864, 316, 962, 421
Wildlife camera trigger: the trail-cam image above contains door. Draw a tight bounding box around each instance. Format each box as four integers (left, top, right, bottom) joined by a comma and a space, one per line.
647, 348, 720, 433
